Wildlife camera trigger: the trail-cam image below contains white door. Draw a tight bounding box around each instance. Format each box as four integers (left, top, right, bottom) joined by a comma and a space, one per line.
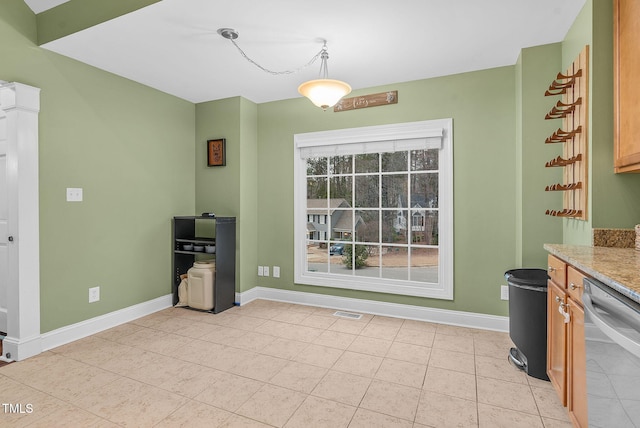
0, 111, 7, 333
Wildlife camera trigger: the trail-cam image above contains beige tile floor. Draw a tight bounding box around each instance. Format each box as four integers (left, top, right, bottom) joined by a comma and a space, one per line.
0, 299, 573, 427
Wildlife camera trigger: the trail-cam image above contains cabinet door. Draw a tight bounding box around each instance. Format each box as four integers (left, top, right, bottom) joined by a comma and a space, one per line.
614, 0, 640, 172
547, 280, 567, 406
567, 266, 586, 303
568, 297, 588, 428
548, 255, 566, 288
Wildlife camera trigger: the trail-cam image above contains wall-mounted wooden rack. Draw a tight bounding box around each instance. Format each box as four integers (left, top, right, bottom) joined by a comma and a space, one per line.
544, 70, 583, 96
544, 46, 589, 220
545, 154, 582, 168
545, 182, 583, 192
545, 209, 583, 218
545, 126, 582, 144
545, 98, 582, 120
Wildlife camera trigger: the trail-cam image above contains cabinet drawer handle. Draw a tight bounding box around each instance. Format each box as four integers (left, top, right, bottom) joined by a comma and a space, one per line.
569, 282, 581, 290
554, 297, 568, 310
548, 266, 556, 272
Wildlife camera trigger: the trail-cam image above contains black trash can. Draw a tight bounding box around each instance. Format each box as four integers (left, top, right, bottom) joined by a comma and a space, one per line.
504, 268, 550, 381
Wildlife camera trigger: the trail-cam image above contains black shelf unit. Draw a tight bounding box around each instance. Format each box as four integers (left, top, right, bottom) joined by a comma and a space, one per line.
172, 216, 236, 314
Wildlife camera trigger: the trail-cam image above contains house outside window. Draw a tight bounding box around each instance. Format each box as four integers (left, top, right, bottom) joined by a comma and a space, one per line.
294, 119, 453, 299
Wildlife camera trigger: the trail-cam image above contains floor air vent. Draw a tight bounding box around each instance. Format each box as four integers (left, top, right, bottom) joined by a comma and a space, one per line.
333, 311, 363, 320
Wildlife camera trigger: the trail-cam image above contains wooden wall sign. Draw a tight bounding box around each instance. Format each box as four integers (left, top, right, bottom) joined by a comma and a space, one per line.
334, 91, 398, 112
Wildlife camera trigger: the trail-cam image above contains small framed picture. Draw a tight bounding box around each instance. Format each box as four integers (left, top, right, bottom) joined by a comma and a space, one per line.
207, 138, 226, 167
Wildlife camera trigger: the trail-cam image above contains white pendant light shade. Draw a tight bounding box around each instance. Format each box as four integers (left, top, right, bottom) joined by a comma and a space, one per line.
298, 79, 352, 111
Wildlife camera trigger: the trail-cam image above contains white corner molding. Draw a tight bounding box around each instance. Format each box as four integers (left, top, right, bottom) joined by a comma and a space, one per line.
0, 82, 41, 361
41, 294, 173, 352
236, 287, 508, 332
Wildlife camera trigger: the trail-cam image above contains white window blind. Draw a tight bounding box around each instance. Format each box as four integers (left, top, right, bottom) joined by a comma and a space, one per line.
298, 137, 442, 159
296, 122, 444, 159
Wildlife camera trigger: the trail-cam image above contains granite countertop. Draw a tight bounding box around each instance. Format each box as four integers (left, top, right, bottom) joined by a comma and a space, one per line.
544, 244, 640, 304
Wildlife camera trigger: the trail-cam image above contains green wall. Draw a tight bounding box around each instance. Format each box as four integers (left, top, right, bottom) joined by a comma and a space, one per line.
562, 0, 640, 245
1, 0, 195, 332
253, 67, 518, 316
515, 43, 564, 268
198, 45, 623, 317
238, 98, 259, 293
195, 97, 258, 294
238, 2, 640, 315
562, 0, 594, 244
6, 0, 639, 333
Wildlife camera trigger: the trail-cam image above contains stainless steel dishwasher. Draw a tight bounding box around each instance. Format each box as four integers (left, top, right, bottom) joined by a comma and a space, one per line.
583, 277, 640, 428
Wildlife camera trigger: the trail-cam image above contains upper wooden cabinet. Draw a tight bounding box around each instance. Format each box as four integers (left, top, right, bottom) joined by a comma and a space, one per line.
614, 0, 640, 173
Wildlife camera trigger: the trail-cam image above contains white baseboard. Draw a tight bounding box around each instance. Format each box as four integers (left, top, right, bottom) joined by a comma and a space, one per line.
40, 294, 173, 352
34, 288, 507, 360
235, 287, 260, 306
237, 287, 509, 332
2, 333, 42, 362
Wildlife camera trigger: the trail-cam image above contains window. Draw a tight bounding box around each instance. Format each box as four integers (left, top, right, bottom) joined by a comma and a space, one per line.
294, 119, 453, 299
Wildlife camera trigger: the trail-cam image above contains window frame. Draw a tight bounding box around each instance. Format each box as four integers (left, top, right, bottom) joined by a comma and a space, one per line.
293, 119, 453, 299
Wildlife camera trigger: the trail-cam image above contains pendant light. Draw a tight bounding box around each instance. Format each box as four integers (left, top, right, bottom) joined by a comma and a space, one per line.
218, 28, 351, 110
298, 43, 351, 110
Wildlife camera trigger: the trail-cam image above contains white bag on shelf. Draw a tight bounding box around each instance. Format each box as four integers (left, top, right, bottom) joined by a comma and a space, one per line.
175, 277, 188, 307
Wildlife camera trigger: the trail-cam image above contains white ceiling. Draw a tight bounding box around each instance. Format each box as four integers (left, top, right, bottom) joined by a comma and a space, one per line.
27, 0, 586, 104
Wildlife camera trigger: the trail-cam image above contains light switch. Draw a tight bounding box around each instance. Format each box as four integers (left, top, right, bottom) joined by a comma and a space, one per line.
66, 188, 83, 202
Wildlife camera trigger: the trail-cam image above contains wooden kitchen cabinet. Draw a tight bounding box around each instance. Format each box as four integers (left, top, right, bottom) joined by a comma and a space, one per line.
614, 0, 640, 173
566, 265, 585, 303
547, 254, 566, 288
568, 297, 587, 428
547, 279, 567, 406
546, 254, 588, 427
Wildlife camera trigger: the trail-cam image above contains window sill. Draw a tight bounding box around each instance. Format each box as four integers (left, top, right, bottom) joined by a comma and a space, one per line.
295, 271, 453, 300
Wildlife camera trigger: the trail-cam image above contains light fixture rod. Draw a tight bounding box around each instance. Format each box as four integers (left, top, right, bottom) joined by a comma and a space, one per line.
218, 28, 325, 76
319, 43, 329, 79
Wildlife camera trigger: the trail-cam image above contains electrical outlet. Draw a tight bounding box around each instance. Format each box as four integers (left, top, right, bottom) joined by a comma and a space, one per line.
273, 266, 280, 278
263, 266, 269, 277
66, 187, 83, 202
89, 286, 100, 303
258, 266, 264, 276
501, 285, 509, 301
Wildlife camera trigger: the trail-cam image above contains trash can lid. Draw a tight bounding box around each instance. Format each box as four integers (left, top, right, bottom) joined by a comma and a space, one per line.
504, 268, 549, 287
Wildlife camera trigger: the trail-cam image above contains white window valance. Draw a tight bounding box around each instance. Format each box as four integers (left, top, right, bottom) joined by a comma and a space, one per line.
295, 121, 445, 159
